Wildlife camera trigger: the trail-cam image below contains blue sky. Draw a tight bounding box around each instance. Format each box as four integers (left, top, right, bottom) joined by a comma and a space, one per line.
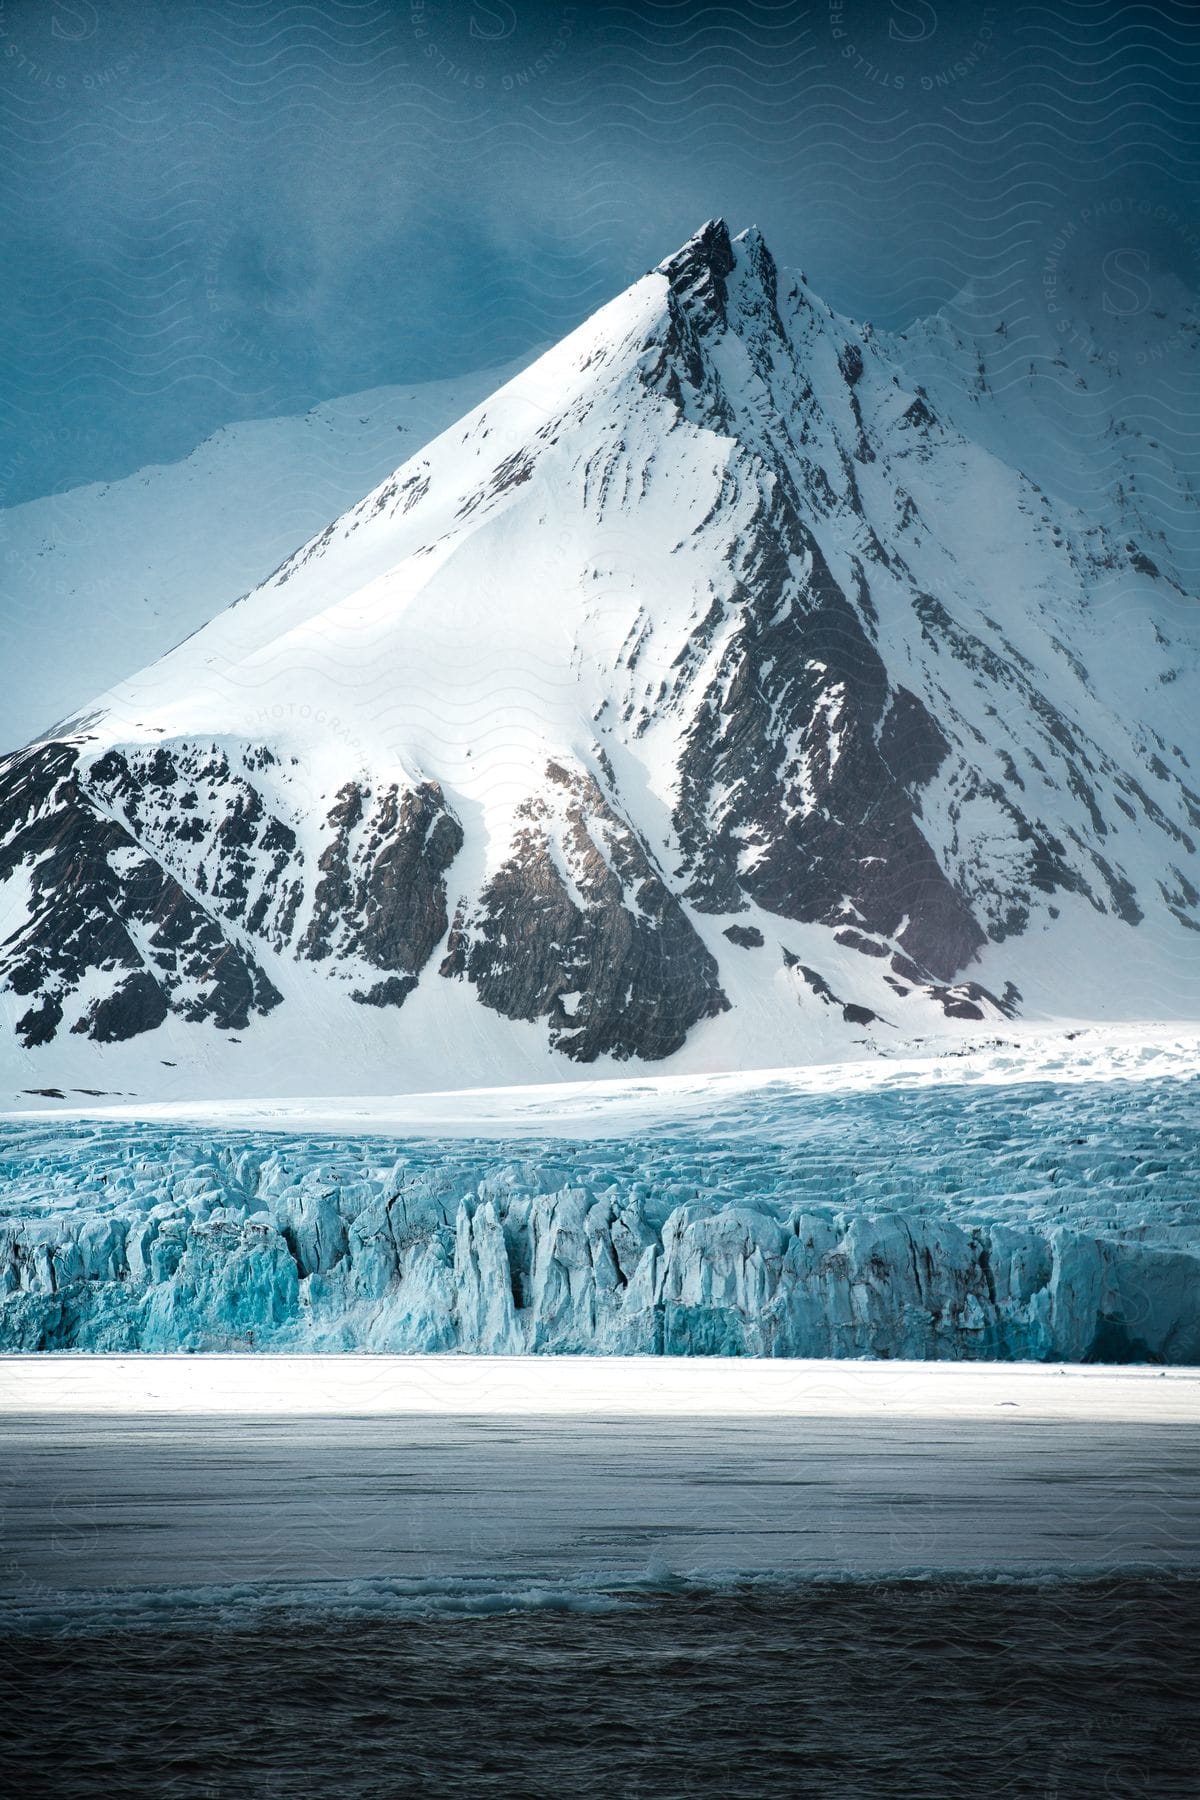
1, 0, 1197, 506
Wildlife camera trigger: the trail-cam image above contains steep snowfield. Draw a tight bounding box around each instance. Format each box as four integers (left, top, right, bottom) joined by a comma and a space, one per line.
890, 271, 1200, 592
0, 357, 534, 750
1, 220, 1197, 1097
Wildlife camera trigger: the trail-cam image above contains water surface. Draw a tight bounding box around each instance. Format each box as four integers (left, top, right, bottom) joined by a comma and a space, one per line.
4, 1366, 1197, 1795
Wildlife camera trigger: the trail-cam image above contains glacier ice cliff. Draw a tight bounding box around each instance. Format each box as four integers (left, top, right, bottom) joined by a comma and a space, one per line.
1, 1076, 1197, 1361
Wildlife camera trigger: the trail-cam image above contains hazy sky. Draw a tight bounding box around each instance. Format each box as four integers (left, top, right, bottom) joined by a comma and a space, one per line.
1, 0, 1197, 505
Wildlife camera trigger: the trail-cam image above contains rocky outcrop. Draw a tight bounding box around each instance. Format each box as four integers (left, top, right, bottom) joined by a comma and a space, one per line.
89, 745, 464, 1009
300, 778, 463, 1003
0, 739, 468, 1048
670, 487, 985, 980
89, 743, 306, 953
441, 760, 728, 1061
0, 744, 282, 1047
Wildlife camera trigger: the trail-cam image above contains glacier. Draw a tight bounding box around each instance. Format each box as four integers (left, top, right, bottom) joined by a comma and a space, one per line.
3, 1063, 1197, 1361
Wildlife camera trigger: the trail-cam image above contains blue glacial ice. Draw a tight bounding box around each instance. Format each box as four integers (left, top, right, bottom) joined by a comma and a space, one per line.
1, 1073, 1198, 1360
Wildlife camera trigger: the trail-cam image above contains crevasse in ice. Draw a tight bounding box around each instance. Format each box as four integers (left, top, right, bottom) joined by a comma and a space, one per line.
2, 1076, 1197, 1360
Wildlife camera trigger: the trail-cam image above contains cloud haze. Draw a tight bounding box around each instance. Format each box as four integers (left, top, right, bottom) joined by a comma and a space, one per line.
0, 0, 1196, 505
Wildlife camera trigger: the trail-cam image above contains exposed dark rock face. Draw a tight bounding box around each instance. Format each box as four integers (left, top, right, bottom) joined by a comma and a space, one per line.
0, 744, 282, 1047
79, 972, 170, 1044
300, 779, 463, 1000
670, 488, 985, 982
783, 951, 882, 1028
885, 952, 1018, 1022
92, 747, 463, 1008
351, 975, 419, 1008
723, 923, 764, 949
94, 746, 463, 1013
0, 739, 467, 1050
441, 761, 728, 1061
834, 928, 888, 958
89, 744, 305, 952
657, 217, 738, 332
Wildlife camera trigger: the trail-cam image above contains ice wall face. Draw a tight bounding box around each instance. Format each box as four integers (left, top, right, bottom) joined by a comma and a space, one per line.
3, 1073, 1197, 1362
4, 1174, 1195, 1362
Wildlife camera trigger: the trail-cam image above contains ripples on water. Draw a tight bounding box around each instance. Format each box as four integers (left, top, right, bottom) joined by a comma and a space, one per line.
6, 1578, 1197, 1799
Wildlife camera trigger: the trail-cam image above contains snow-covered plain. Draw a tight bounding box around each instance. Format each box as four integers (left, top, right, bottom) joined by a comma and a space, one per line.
3, 1034, 1197, 1361
3, 1353, 1196, 1420
9, 1019, 1195, 1131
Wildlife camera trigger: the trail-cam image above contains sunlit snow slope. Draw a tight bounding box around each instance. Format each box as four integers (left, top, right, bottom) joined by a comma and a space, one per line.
0, 357, 535, 751
1, 221, 1197, 1098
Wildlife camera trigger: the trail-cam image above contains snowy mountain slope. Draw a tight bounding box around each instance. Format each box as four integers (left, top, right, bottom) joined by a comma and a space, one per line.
886, 274, 1200, 592
0, 357, 535, 750
1, 220, 1197, 1098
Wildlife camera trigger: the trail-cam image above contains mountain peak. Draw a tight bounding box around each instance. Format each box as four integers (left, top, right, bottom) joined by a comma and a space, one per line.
655, 219, 782, 340
658, 217, 735, 283
0, 214, 1196, 1090
657, 219, 738, 323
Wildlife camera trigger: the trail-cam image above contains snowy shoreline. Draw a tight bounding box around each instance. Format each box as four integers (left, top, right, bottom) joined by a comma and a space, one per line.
3, 1355, 1198, 1420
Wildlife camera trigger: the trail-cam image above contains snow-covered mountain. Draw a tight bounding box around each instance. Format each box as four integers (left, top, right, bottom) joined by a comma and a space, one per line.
896, 269, 1200, 595
2, 220, 1198, 1099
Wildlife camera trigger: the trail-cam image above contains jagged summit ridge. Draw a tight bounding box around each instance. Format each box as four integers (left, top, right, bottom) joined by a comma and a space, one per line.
657, 216, 739, 310
0, 222, 1196, 1095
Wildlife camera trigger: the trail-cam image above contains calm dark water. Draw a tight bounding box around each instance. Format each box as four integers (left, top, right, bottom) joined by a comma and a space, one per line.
4, 1578, 1197, 1800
